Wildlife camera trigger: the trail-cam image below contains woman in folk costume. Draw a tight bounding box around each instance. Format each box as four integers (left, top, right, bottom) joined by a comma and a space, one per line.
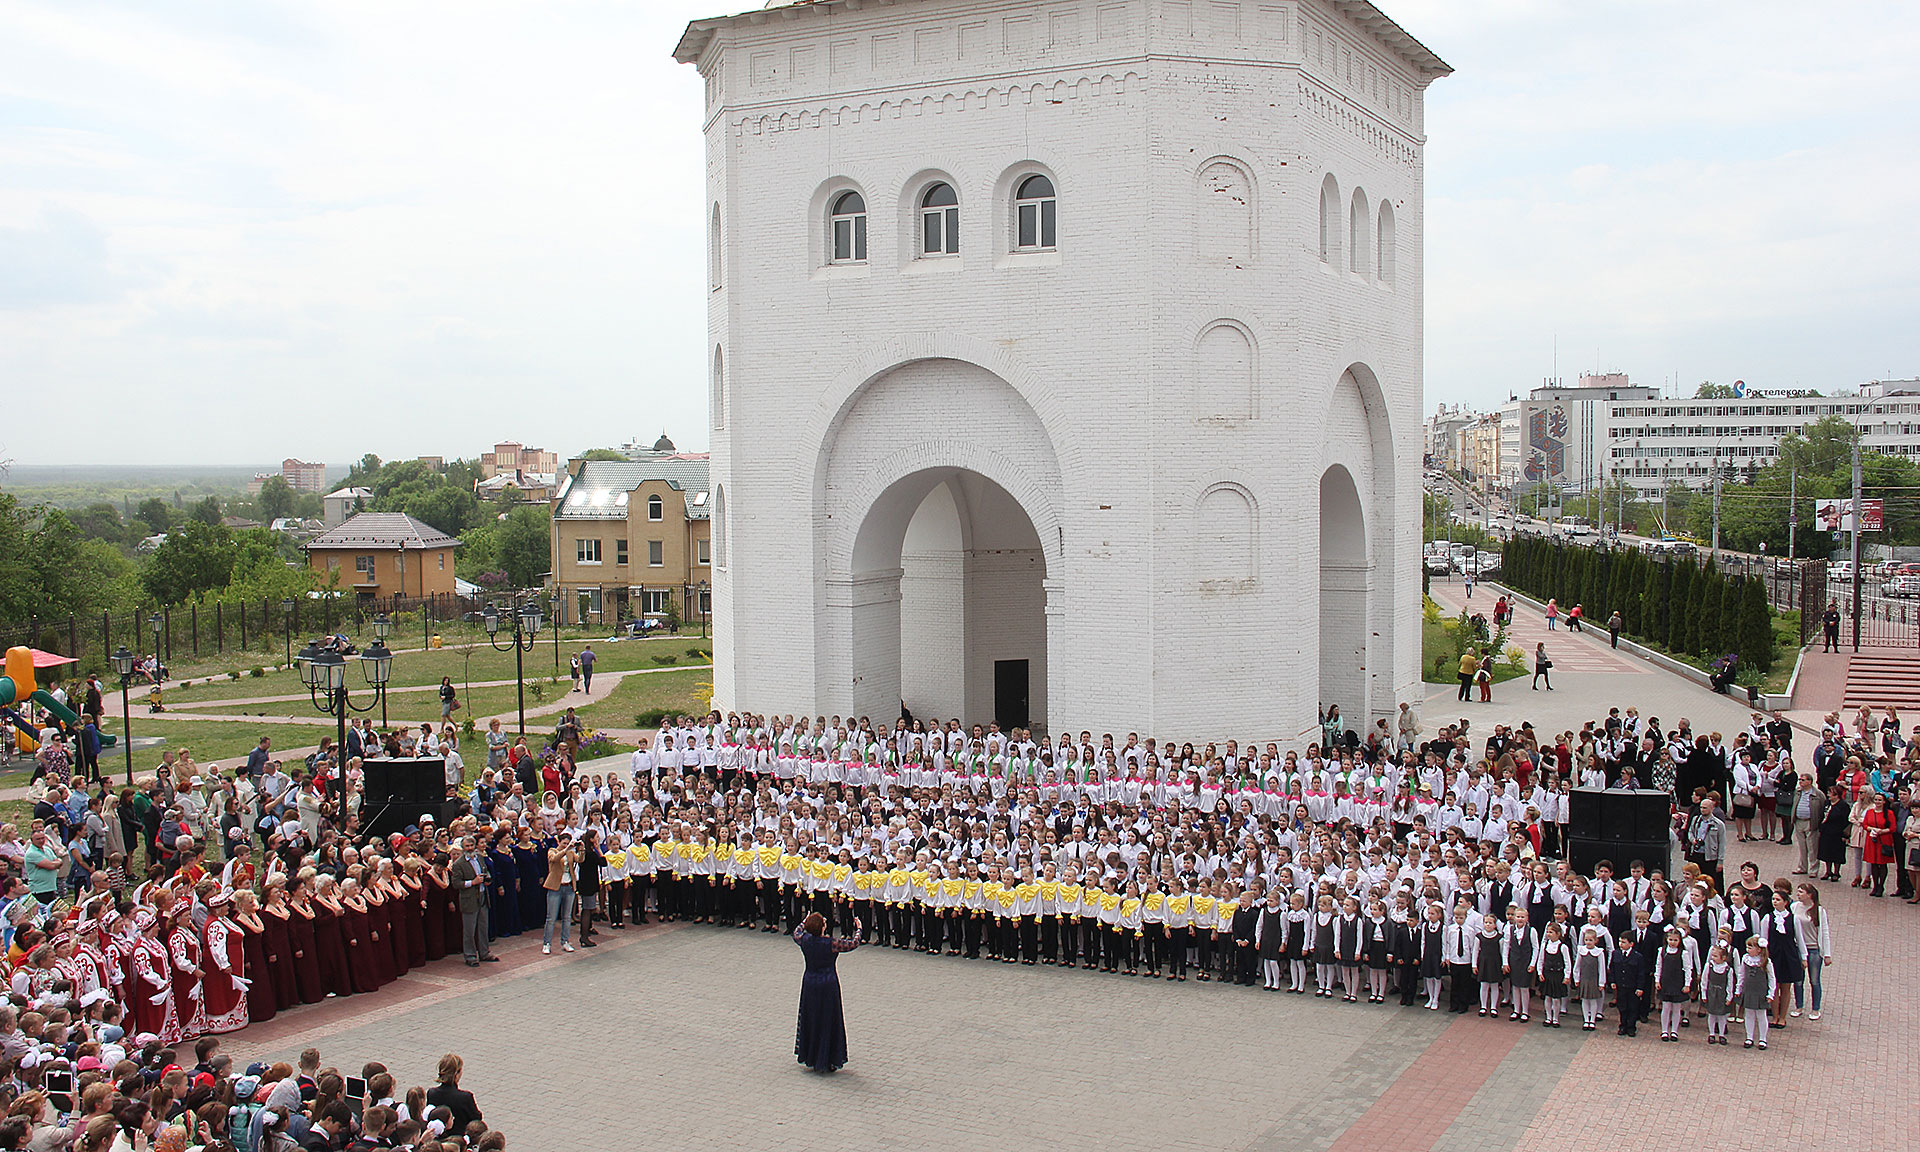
129, 907, 181, 1045
199, 891, 250, 1034
168, 900, 208, 1039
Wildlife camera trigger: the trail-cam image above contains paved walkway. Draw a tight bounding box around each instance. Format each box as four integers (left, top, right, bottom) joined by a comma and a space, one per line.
1426, 580, 1757, 737
240, 836, 1909, 1152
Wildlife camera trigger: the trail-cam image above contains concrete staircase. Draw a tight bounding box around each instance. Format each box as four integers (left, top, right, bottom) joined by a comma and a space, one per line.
1841, 650, 1920, 712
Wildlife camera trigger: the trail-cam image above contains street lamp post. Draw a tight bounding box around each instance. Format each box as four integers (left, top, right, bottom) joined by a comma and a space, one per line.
295, 638, 393, 831
485, 598, 542, 736
281, 596, 296, 667
698, 580, 709, 639
147, 613, 163, 686
372, 613, 393, 728
110, 644, 136, 785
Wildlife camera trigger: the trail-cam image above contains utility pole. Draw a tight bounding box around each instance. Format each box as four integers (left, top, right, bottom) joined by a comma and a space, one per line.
1711, 460, 1722, 564
1787, 467, 1796, 562
1851, 437, 1863, 651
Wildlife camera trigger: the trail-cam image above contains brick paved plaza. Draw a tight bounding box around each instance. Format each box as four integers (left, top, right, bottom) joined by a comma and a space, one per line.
231, 585, 1911, 1151
244, 825, 1910, 1152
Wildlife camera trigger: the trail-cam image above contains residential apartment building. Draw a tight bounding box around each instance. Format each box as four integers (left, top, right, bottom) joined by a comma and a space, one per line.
548, 436, 712, 627
1424, 404, 1479, 470
282, 458, 329, 494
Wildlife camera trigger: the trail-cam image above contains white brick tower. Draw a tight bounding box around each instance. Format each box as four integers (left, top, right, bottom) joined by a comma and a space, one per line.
675, 0, 1448, 739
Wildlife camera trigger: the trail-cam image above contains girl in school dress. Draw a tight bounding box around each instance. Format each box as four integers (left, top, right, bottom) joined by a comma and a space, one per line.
1737, 939, 1777, 1048
1535, 922, 1570, 1028
1361, 900, 1392, 1003
1760, 890, 1804, 1026
1255, 890, 1287, 991
1311, 894, 1339, 997
1334, 896, 1364, 1003
1574, 927, 1609, 1031
1654, 926, 1695, 1042
1417, 903, 1447, 1010
1505, 909, 1535, 1022
1284, 892, 1312, 994
1700, 943, 1734, 1044
1474, 914, 1507, 1018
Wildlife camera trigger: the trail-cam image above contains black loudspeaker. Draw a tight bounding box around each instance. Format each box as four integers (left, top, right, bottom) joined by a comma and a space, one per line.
1569, 836, 1671, 879
1569, 788, 1608, 840
362, 758, 444, 806
1571, 788, 1671, 843
363, 798, 464, 843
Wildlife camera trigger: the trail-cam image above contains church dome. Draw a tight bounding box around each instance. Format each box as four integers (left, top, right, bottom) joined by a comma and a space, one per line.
653, 432, 677, 452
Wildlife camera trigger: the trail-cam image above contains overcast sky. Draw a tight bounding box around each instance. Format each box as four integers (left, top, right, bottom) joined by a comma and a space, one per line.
2, 0, 1916, 466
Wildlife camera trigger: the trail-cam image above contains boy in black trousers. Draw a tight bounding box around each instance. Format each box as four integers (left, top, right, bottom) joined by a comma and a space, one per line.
1612, 928, 1648, 1036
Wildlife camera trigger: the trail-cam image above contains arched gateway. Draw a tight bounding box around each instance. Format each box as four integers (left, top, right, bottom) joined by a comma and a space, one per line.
677, 0, 1446, 738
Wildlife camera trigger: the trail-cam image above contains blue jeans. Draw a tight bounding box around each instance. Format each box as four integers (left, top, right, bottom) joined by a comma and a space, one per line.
544, 886, 576, 947
1795, 947, 1823, 1011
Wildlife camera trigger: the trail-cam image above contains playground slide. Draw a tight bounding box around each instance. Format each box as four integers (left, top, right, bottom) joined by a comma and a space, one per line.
0, 646, 116, 749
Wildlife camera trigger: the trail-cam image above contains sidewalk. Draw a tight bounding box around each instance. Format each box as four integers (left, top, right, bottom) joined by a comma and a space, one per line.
1425, 579, 1758, 737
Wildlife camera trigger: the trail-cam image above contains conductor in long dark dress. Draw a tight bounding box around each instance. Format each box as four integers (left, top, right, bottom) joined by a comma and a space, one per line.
794, 911, 862, 1072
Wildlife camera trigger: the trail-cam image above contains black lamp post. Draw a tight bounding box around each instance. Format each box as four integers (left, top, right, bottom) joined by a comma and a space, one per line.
698, 579, 709, 639
552, 592, 562, 671
295, 637, 392, 830
281, 596, 296, 666
110, 644, 136, 785
147, 613, 163, 683
371, 613, 393, 727
485, 598, 542, 736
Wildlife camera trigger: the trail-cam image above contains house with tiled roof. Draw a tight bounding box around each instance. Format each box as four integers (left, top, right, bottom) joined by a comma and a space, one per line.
302, 512, 461, 600
549, 438, 711, 626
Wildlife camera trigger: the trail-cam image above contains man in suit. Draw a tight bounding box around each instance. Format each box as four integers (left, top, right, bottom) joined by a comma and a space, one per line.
1792, 774, 1827, 876
448, 837, 495, 966
1229, 882, 1262, 985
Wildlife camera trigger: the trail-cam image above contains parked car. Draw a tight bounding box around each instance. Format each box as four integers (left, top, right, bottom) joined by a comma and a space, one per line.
1424, 555, 1453, 576
1883, 575, 1920, 599
1830, 560, 1855, 581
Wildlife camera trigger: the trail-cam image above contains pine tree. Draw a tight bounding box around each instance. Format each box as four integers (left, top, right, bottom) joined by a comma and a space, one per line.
1695, 566, 1723, 657
1719, 576, 1743, 656
1640, 555, 1667, 643
1742, 577, 1776, 674
1669, 560, 1694, 652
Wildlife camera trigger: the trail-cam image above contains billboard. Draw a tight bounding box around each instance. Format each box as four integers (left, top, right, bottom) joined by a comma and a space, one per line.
1815, 498, 1883, 533
1523, 404, 1569, 483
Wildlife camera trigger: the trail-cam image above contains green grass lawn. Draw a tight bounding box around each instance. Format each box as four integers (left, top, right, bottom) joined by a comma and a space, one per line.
98, 717, 342, 765
151, 630, 713, 705
568, 668, 711, 730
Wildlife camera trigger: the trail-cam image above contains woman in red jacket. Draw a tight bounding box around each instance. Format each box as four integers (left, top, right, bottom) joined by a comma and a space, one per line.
1861, 791, 1898, 896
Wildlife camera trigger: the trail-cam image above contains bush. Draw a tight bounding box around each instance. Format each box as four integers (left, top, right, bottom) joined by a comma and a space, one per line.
228, 671, 241, 681
686, 647, 706, 659
651, 654, 678, 666
249, 667, 264, 678
635, 707, 676, 729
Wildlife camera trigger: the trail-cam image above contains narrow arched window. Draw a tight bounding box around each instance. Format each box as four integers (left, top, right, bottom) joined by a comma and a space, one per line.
647, 494, 664, 521
1319, 174, 1340, 265
1348, 189, 1369, 276
1014, 175, 1056, 251
829, 191, 867, 263
920, 183, 959, 256
1376, 200, 1396, 285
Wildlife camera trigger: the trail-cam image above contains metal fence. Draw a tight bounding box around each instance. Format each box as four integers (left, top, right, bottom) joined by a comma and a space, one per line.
0, 591, 487, 674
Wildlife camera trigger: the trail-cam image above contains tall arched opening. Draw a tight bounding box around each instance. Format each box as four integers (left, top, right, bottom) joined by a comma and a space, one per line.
1320, 464, 1368, 728
816, 357, 1063, 732
851, 469, 1047, 732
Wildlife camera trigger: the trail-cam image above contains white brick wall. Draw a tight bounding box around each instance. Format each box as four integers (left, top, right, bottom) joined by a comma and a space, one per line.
684, 0, 1441, 739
